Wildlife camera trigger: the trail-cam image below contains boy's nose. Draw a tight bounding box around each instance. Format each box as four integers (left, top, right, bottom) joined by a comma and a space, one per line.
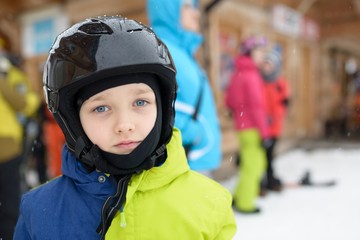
115, 122, 135, 133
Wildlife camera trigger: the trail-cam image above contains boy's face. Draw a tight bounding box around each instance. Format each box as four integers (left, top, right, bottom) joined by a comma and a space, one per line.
79, 83, 157, 155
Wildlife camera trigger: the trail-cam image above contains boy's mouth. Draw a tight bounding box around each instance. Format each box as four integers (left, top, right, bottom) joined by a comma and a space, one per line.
115, 141, 141, 150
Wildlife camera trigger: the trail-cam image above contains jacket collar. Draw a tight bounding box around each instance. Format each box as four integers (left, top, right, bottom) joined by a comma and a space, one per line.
129, 128, 189, 192
62, 146, 116, 197
61, 128, 189, 197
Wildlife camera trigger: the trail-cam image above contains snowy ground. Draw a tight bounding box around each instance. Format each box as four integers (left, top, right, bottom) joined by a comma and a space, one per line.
220, 146, 360, 240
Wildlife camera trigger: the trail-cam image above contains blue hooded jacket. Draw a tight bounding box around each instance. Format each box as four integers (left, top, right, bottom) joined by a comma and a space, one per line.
147, 0, 222, 171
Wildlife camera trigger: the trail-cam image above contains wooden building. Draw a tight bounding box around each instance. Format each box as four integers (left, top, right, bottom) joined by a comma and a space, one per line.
1, 0, 360, 157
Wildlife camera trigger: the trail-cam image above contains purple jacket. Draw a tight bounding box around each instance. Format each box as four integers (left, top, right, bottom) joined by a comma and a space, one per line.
225, 55, 269, 139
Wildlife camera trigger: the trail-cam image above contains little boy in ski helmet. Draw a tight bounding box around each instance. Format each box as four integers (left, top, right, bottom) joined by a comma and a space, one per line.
14, 16, 236, 239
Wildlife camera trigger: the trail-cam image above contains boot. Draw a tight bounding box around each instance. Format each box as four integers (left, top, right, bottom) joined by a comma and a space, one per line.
267, 177, 283, 192
232, 199, 261, 214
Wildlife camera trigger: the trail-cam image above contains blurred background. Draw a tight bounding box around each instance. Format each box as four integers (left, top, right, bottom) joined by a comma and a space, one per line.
1, 0, 359, 239
1, 0, 360, 154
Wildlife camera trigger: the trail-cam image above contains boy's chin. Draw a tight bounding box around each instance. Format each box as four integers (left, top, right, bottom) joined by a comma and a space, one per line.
106, 148, 135, 155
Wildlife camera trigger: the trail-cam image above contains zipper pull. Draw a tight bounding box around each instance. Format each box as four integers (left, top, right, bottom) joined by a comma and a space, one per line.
120, 211, 126, 228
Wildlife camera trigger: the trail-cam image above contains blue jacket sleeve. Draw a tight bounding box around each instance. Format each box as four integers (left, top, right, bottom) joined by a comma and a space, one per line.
14, 213, 31, 240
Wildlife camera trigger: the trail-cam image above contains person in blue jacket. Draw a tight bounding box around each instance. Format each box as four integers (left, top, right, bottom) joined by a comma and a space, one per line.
147, 0, 222, 175
14, 16, 236, 239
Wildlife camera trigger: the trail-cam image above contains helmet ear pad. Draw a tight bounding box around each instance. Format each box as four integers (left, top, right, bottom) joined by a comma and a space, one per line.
55, 81, 90, 153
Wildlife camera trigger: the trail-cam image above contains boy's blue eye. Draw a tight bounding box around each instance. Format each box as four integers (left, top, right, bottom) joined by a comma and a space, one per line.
135, 100, 147, 106
94, 106, 109, 112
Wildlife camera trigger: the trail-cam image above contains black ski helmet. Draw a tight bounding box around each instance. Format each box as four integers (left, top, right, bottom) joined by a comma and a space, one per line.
43, 16, 177, 171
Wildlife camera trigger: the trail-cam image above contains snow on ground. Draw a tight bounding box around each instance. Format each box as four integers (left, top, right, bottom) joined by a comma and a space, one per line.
220, 147, 360, 240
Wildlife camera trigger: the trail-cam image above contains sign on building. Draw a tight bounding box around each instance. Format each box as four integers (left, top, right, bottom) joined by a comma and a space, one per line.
20, 5, 69, 57
272, 4, 319, 40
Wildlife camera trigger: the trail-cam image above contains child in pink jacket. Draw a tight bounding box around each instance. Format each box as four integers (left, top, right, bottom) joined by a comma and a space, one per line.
226, 35, 269, 213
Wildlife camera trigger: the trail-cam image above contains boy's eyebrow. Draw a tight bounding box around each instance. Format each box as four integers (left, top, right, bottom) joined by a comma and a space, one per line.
134, 87, 153, 94
87, 93, 106, 102
87, 86, 153, 102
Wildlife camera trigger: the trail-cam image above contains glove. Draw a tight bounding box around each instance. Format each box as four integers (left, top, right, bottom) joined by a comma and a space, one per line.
261, 138, 274, 150
0, 56, 10, 75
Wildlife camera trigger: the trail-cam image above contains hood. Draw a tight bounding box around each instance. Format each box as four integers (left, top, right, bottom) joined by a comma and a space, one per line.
261, 46, 282, 82
61, 145, 116, 197
147, 0, 203, 56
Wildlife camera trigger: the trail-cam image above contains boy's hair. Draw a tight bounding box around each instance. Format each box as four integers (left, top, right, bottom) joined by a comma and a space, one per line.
43, 16, 177, 173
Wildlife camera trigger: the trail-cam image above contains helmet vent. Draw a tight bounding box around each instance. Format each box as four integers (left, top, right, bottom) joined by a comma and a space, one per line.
157, 44, 167, 60
127, 28, 142, 33
79, 22, 113, 35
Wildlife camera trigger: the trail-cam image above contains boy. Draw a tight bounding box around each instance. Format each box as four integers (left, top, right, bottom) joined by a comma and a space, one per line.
14, 16, 236, 239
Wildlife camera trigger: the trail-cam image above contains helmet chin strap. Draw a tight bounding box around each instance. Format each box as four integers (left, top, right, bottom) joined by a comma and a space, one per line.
75, 138, 167, 175
84, 143, 167, 175
74, 136, 96, 172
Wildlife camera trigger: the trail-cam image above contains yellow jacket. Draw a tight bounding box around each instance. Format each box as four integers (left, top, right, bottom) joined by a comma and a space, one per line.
0, 60, 40, 162
107, 129, 237, 239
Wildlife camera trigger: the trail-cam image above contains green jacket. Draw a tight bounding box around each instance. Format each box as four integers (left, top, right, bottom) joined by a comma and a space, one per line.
107, 128, 237, 239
